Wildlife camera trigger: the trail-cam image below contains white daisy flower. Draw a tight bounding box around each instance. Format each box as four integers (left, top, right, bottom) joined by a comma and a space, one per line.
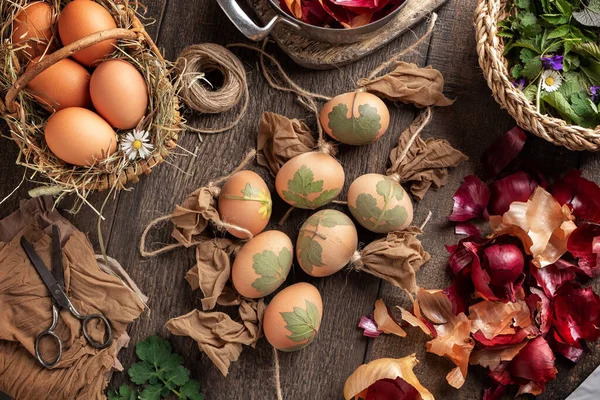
120, 128, 154, 161
541, 70, 562, 93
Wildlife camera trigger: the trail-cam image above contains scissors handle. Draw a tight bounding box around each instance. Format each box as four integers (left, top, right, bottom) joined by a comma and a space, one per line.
81, 314, 113, 349
35, 305, 62, 368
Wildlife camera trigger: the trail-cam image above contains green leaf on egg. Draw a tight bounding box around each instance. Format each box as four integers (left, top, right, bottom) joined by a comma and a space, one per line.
221, 183, 272, 220
297, 233, 324, 274
282, 165, 340, 209
327, 99, 382, 145
280, 300, 320, 344
251, 247, 292, 296
349, 177, 408, 232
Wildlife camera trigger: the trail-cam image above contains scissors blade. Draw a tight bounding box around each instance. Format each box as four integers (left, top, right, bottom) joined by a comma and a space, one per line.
51, 225, 64, 287
20, 237, 72, 310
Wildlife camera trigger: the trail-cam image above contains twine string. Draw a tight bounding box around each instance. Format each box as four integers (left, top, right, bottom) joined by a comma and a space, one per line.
177, 43, 249, 134
273, 347, 283, 400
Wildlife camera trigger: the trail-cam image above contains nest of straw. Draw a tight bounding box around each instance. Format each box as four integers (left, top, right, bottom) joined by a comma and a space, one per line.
0, 0, 182, 200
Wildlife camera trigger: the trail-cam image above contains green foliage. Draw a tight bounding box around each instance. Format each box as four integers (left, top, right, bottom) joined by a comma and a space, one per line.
327, 101, 382, 145
251, 247, 292, 295
107, 336, 204, 400
349, 178, 408, 232
282, 165, 340, 209
280, 300, 320, 346
499, 0, 600, 125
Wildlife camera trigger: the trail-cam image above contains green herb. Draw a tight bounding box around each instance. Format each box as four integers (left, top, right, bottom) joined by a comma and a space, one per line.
251, 247, 292, 295
107, 336, 204, 400
280, 299, 320, 349
281, 165, 340, 209
499, 0, 600, 127
349, 178, 408, 232
327, 99, 382, 145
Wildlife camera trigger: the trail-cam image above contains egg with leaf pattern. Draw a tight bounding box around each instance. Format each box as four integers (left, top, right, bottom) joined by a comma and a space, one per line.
218, 170, 272, 239
263, 282, 323, 352
231, 230, 293, 299
347, 173, 413, 233
296, 209, 358, 277
275, 152, 344, 209
319, 92, 389, 146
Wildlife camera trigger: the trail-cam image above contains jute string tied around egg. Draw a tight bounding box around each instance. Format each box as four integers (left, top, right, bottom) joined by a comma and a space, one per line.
176, 43, 249, 134
139, 149, 257, 258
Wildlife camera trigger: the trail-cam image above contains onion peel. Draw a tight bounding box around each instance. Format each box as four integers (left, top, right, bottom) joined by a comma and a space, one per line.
490, 187, 577, 268
481, 126, 527, 177
374, 299, 407, 338
552, 169, 600, 223
449, 175, 491, 222
343, 355, 434, 400
469, 300, 532, 340
469, 340, 529, 370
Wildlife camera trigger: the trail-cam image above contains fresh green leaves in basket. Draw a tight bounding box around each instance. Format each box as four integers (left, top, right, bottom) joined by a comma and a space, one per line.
499, 0, 600, 127
107, 336, 204, 400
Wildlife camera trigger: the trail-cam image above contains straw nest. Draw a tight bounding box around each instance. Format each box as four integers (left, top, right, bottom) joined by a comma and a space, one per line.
475, 0, 600, 151
0, 0, 182, 201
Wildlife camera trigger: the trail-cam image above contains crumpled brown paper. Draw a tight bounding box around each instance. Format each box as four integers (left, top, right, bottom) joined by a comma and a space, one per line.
257, 112, 316, 176
359, 61, 455, 108
354, 227, 431, 294
0, 197, 146, 400
165, 296, 265, 377
184, 237, 240, 310
387, 112, 468, 200
170, 187, 221, 247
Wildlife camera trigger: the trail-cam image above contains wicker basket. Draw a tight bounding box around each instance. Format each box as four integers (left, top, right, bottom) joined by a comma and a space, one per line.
0, 0, 182, 193
474, 0, 600, 151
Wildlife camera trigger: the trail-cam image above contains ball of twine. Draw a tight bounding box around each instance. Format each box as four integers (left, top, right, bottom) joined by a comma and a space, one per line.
176, 43, 248, 133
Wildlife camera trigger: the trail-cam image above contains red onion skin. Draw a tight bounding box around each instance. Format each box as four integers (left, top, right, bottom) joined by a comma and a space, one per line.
481, 126, 527, 177
508, 337, 557, 384
488, 171, 538, 216
553, 283, 600, 344
552, 170, 600, 224
365, 377, 419, 400
449, 175, 491, 222
567, 223, 600, 277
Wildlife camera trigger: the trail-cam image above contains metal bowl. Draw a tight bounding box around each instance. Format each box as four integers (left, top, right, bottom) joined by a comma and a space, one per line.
217, 0, 408, 44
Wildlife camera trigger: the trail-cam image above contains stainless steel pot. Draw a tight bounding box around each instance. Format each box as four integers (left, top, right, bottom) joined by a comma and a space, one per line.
216, 0, 408, 44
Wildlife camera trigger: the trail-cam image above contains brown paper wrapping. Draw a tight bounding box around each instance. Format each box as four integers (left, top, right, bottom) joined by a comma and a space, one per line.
165, 297, 265, 376
0, 197, 146, 400
388, 112, 468, 200
360, 61, 455, 108
256, 112, 316, 176
170, 187, 221, 246
356, 227, 431, 294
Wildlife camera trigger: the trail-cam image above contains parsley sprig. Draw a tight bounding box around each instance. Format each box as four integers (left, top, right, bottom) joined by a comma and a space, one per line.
107, 336, 204, 400
499, 0, 600, 127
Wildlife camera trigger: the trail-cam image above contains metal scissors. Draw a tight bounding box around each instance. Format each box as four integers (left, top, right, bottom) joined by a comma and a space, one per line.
20, 225, 113, 368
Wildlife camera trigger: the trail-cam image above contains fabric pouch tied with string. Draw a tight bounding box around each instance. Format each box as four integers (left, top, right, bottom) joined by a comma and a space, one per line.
0, 197, 147, 400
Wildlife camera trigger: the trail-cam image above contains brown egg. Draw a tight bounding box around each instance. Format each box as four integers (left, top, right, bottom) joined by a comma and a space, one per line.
218, 170, 272, 238
90, 59, 148, 129
275, 152, 344, 209
11, 1, 55, 60
296, 209, 358, 277
319, 91, 390, 146
347, 174, 414, 233
263, 282, 323, 352
58, 1, 117, 66
26, 56, 91, 111
44, 107, 117, 166
231, 230, 293, 299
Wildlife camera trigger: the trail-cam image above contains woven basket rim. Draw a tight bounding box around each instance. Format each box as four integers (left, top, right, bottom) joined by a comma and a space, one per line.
474, 0, 600, 151
0, 1, 182, 192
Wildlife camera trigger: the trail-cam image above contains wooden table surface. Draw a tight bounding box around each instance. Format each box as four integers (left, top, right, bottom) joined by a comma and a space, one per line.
2, 0, 600, 399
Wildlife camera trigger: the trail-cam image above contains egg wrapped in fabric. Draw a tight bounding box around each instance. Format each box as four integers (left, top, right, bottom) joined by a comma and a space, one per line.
58, 0, 117, 66
263, 282, 323, 352
348, 174, 413, 233
44, 107, 117, 166
11, 1, 55, 60
26, 56, 91, 111
90, 59, 149, 129
231, 230, 293, 299
275, 152, 344, 209
296, 209, 358, 277
319, 92, 389, 146
218, 170, 272, 239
